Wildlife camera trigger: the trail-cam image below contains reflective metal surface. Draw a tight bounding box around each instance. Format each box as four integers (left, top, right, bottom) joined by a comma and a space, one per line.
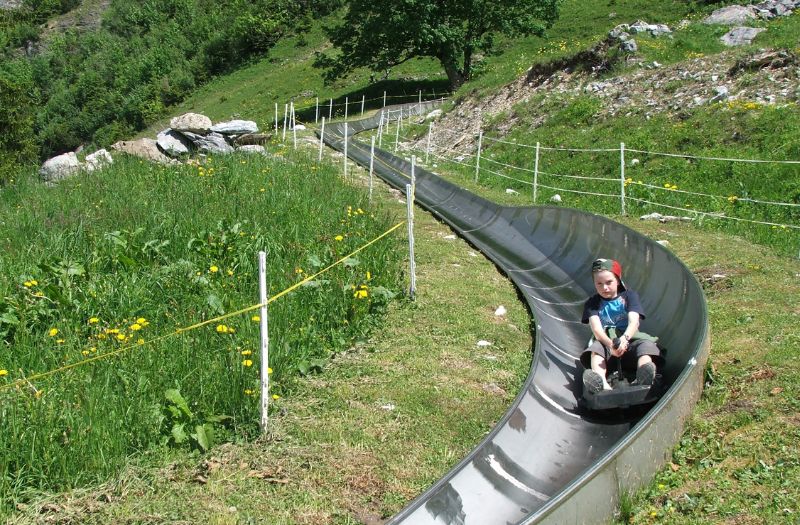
320, 103, 710, 525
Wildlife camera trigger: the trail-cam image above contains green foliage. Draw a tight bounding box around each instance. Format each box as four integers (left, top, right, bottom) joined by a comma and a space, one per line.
0, 0, 323, 163
317, 0, 560, 89
0, 59, 39, 184
0, 149, 405, 511
160, 388, 231, 452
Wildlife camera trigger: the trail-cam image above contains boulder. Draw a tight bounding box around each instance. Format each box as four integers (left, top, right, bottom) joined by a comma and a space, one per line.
183, 132, 234, 155
704, 5, 757, 25
157, 129, 193, 157
170, 112, 212, 134
721, 26, 766, 47
111, 138, 177, 164
609, 24, 630, 40
629, 20, 672, 37
237, 145, 268, 155
425, 109, 443, 120
84, 149, 113, 172
620, 39, 638, 53
39, 152, 81, 183
210, 120, 259, 135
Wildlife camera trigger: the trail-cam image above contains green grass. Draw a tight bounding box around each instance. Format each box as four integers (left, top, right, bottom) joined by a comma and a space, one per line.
4, 0, 800, 523
0, 145, 406, 515
396, 96, 800, 257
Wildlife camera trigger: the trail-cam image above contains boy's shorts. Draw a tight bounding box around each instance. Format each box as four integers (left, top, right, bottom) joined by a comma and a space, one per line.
580, 338, 661, 371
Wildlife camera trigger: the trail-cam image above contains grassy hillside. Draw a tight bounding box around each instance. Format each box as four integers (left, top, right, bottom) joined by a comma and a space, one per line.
3, 0, 799, 523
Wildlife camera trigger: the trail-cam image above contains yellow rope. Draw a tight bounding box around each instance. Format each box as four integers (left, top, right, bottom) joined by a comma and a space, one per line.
0, 221, 406, 393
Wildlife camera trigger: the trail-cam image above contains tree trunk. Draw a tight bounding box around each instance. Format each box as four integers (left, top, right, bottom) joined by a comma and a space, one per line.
440, 57, 466, 91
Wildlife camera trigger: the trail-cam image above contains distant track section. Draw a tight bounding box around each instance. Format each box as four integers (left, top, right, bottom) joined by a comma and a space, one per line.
318, 101, 709, 525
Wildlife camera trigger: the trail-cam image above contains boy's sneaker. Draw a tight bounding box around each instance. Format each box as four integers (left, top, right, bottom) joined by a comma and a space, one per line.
636, 362, 656, 386
583, 369, 604, 394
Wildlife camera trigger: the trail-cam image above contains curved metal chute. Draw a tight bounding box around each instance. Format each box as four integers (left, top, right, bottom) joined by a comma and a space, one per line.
318, 101, 709, 525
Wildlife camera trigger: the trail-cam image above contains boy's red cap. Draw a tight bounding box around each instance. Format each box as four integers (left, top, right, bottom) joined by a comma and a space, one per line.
592, 259, 622, 280
591, 258, 623, 282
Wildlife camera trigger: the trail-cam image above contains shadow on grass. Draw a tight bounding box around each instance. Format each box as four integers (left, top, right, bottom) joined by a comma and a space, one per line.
294, 78, 451, 123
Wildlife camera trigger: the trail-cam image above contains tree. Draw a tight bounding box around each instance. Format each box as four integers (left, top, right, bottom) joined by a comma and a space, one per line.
316, 0, 559, 90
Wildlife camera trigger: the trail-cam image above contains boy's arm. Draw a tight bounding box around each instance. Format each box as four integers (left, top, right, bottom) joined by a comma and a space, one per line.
588, 315, 614, 348
623, 311, 640, 341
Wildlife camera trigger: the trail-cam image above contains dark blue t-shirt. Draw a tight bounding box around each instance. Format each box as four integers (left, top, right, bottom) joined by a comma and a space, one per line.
581, 290, 646, 331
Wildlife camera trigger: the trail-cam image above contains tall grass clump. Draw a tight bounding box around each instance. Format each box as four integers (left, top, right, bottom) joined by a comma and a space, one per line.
0, 147, 404, 513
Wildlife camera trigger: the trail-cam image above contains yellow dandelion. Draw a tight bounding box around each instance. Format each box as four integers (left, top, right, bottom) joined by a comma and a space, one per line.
227, 269, 234, 276
0, 370, 8, 377
242, 359, 253, 367
251, 315, 260, 322
209, 265, 219, 273
116, 334, 126, 341
272, 394, 281, 400
267, 367, 273, 374
130, 323, 142, 331
241, 350, 252, 356
216, 324, 228, 333
244, 389, 254, 395
56, 339, 65, 344
366, 271, 371, 280
30, 279, 38, 286
33, 292, 44, 297
88, 317, 100, 324
295, 267, 303, 274
137, 338, 145, 345
82, 350, 90, 356
334, 235, 344, 241
48, 328, 58, 337
23, 281, 33, 287
136, 317, 148, 325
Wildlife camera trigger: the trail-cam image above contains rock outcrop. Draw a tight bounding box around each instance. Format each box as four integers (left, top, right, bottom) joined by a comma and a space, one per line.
39, 152, 81, 183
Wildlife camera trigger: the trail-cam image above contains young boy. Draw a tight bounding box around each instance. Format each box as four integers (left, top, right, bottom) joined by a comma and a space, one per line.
580, 258, 661, 394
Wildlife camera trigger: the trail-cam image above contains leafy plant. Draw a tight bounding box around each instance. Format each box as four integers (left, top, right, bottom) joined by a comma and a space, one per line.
160, 388, 232, 452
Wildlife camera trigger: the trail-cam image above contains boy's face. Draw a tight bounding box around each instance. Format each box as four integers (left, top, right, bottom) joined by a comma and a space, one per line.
593, 269, 619, 299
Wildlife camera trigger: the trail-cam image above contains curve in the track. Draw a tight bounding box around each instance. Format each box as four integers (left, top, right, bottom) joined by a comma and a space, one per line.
318, 101, 709, 525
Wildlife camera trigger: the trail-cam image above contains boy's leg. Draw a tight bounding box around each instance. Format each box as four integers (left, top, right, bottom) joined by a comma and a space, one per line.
589, 351, 613, 391
632, 341, 658, 385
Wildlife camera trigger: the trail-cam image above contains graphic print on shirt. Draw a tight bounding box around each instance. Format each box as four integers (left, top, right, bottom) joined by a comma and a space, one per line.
599, 296, 628, 330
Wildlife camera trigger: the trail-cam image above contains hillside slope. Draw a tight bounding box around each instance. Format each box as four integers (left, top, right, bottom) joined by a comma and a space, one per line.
4, 2, 799, 524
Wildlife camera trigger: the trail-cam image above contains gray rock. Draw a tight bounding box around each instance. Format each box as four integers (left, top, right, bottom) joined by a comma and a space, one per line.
0, 0, 23, 9
237, 145, 267, 155
629, 20, 672, 37
184, 132, 234, 154
721, 26, 766, 47
157, 129, 193, 157
39, 152, 81, 183
426, 109, 443, 120
84, 149, 113, 172
711, 86, 730, 102
704, 5, 757, 25
170, 112, 212, 134
620, 39, 638, 53
111, 138, 177, 164
210, 120, 259, 135
609, 24, 630, 40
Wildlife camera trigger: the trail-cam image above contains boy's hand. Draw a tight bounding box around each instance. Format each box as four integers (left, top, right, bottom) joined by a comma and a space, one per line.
610, 337, 628, 357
